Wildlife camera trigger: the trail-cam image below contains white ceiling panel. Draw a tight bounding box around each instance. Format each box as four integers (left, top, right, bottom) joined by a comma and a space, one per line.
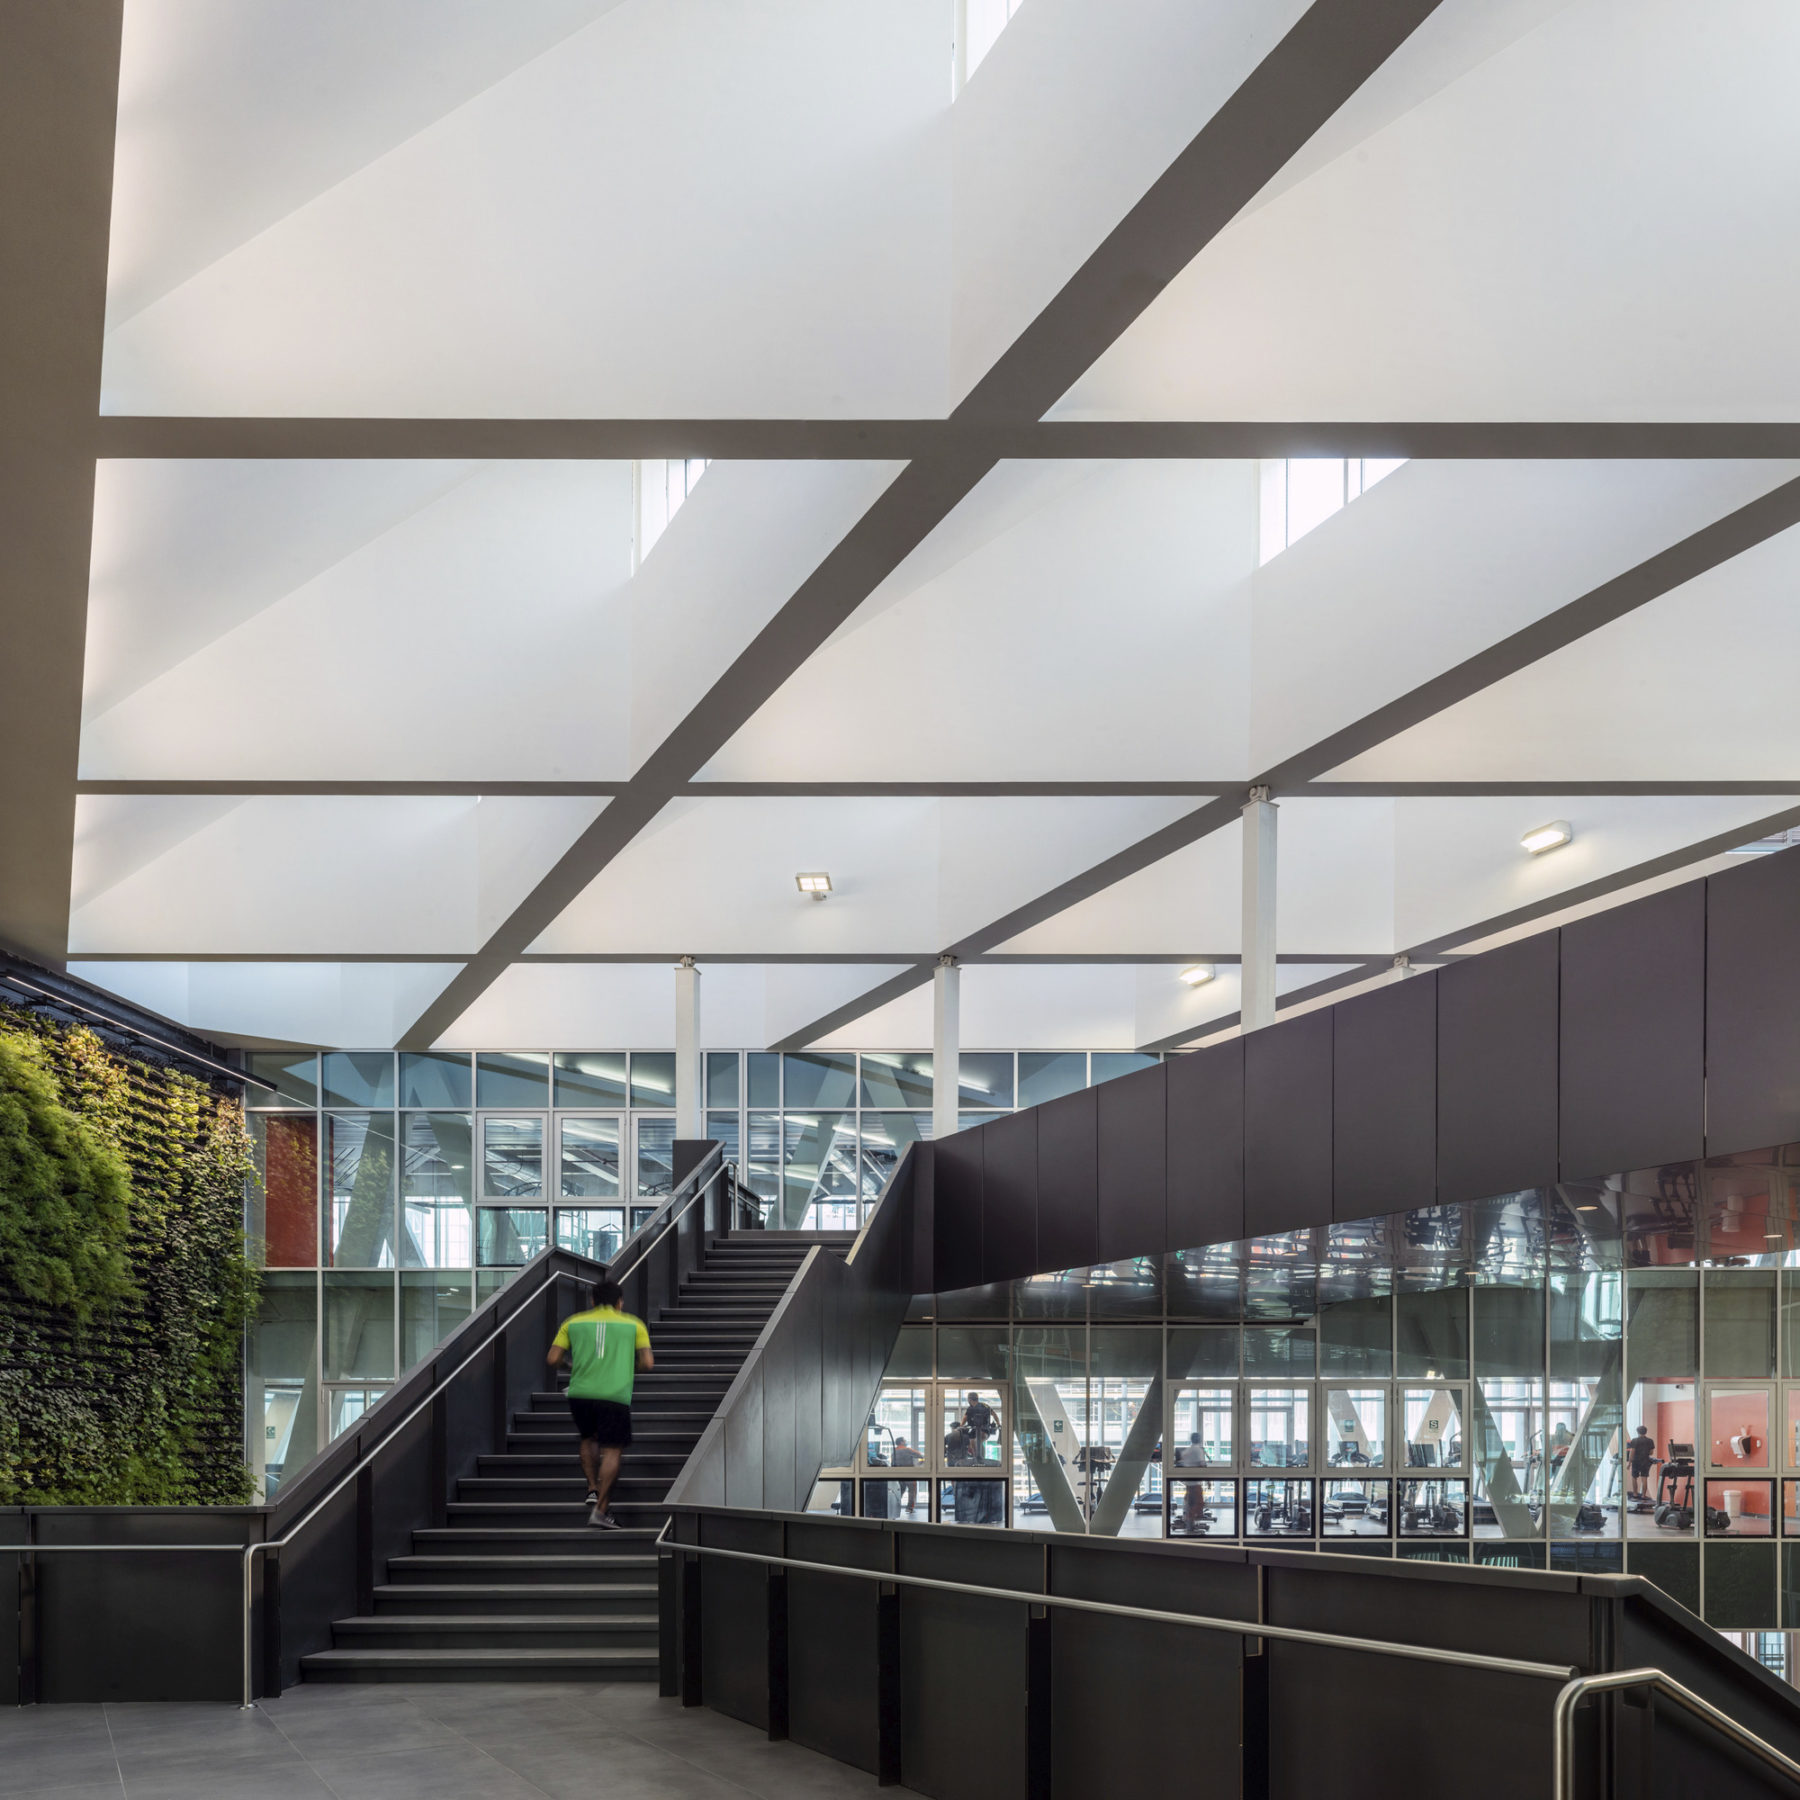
530, 794, 1196, 957
704, 460, 1257, 781
1056, 0, 1800, 421
69, 795, 606, 955
1328, 520, 1800, 781
102, 0, 949, 417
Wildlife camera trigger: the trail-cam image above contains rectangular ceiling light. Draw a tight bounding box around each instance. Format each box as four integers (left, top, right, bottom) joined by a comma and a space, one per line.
1520, 820, 1573, 856
795, 871, 832, 900
1179, 964, 1216, 987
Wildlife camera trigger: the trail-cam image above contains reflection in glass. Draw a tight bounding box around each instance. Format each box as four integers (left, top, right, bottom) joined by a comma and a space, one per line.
1248, 1387, 1310, 1469
1245, 1479, 1313, 1536
783, 1052, 856, 1110
936, 1478, 1007, 1527
1171, 1387, 1234, 1468
1167, 1326, 1240, 1378
482, 1116, 543, 1199
1018, 1052, 1086, 1108
636, 1116, 675, 1199
247, 1051, 318, 1109
326, 1113, 398, 1268
1168, 1478, 1237, 1538
1473, 1377, 1543, 1539
322, 1052, 394, 1109
477, 1207, 547, 1265
323, 1271, 395, 1379
780, 1110, 857, 1229
1324, 1387, 1386, 1468
1318, 1294, 1392, 1376
556, 1207, 624, 1262
398, 1052, 470, 1109
860, 1053, 933, 1109
554, 1051, 628, 1108
1398, 1286, 1469, 1380
327, 1386, 391, 1440
629, 1052, 676, 1108
1402, 1387, 1464, 1469
1013, 1331, 1085, 1533
401, 1273, 472, 1370
1245, 1325, 1315, 1376
705, 1051, 739, 1107
745, 1112, 781, 1205
1091, 1053, 1156, 1087
1545, 1379, 1620, 1539
1398, 1478, 1468, 1536
1322, 1479, 1391, 1537
252, 1113, 319, 1268
1626, 1270, 1698, 1374
860, 1113, 931, 1200
959, 1052, 1014, 1109
477, 1052, 550, 1109
559, 1115, 621, 1198
250, 1272, 317, 1496
1705, 1479, 1775, 1536
399, 1112, 471, 1268
1705, 1271, 1777, 1377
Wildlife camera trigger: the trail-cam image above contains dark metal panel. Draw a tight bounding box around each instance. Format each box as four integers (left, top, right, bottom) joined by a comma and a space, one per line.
786, 1520, 888, 1775
1707, 848, 1800, 1156
1437, 930, 1561, 1204
1244, 1010, 1333, 1238
789, 1274, 825, 1496
933, 1128, 984, 1294
1332, 973, 1436, 1222
1560, 881, 1705, 1178
980, 1107, 1038, 1284
723, 1363, 765, 1511
761, 1296, 798, 1515
1096, 1061, 1168, 1264
1036, 1086, 1098, 1272
1166, 1037, 1243, 1250
697, 1513, 781, 1731
369, 1408, 432, 1596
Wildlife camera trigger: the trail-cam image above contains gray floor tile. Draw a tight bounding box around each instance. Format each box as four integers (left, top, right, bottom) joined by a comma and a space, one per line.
482, 1736, 753, 1800
259, 1697, 452, 1758
302, 1742, 547, 1800
104, 1704, 283, 1759
119, 1754, 335, 1800
0, 1741, 122, 1795
0, 1786, 125, 1800
0, 1707, 110, 1742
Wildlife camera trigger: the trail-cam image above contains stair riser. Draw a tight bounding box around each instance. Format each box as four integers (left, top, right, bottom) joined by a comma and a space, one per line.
438, 1511, 669, 1532
302, 1660, 656, 1684
476, 1458, 687, 1479
374, 1590, 655, 1616
387, 1562, 655, 1586
334, 1625, 657, 1651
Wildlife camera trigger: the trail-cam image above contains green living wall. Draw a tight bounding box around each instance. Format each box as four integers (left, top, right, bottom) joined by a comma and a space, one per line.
0, 998, 258, 1504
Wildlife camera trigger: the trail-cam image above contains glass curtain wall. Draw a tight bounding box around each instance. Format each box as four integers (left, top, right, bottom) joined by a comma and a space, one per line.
244, 1044, 1158, 1491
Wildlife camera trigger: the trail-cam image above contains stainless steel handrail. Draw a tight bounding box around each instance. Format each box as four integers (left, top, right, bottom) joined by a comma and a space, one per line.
658, 1527, 1800, 1795
1553, 1667, 1800, 1799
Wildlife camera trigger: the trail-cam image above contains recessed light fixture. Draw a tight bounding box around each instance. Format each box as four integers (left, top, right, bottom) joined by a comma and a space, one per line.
1520, 819, 1573, 856
795, 871, 832, 900
1179, 964, 1216, 987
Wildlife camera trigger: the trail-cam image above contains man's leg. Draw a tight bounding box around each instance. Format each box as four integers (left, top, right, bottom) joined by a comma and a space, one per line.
593, 1445, 624, 1516
578, 1435, 602, 1498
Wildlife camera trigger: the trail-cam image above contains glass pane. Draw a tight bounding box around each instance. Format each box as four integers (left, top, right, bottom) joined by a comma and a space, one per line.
327, 1386, 391, 1440
1245, 1325, 1315, 1377
744, 1112, 781, 1204
705, 1051, 739, 1108
1324, 1387, 1386, 1470
554, 1051, 627, 1108
482, 1116, 544, 1199
477, 1207, 547, 1265
556, 1206, 624, 1262
1705, 1272, 1777, 1377
398, 1112, 472, 1269
1318, 1295, 1392, 1377
1323, 1478, 1391, 1538
1397, 1287, 1468, 1380
629, 1052, 676, 1108
251, 1113, 319, 1269
1710, 1387, 1773, 1471
1168, 1478, 1237, 1539
935, 1478, 1007, 1527
1398, 1478, 1468, 1537
936, 1326, 1009, 1380
784, 1052, 856, 1110
747, 1051, 780, 1108
322, 1052, 394, 1109
944, 1387, 1005, 1470
865, 1384, 930, 1470
323, 1272, 395, 1379
1474, 1377, 1544, 1540
1245, 1478, 1314, 1537
1247, 1388, 1310, 1469
860, 1052, 933, 1109
1090, 1052, 1156, 1087
250, 1272, 317, 1494
635, 1115, 675, 1199
780, 1111, 857, 1230
1706, 1479, 1775, 1536
1168, 1327, 1240, 1379
477, 1052, 549, 1109
247, 1050, 317, 1109
1402, 1387, 1464, 1470
807, 1479, 853, 1517
1018, 1052, 1086, 1108
884, 1326, 934, 1380
401, 1273, 472, 1371
398, 1052, 470, 1110
1623, 1379, 1697, 1537
1785, 1481, 1800, 1536
960, 1053, 1014, 1109
1013, 1329, 1085, 1533
1626, 1271, 1697, 1375
1546, 1380, 1620, 1539
560, 1115, 621, 1198
1788, 1389, 1800, 1470
1286, 457, 1347, 540
1171, 1387, 1233, 1467
325, 1113, 398, 1268
860, 1113, 930, 1200
1166, 1253, 1244, 1322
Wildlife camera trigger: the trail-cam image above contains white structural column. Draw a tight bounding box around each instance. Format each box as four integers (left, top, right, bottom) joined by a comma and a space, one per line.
932, 955, 961, 1142
1240, 786, 1278, 1034
675, 956, 702, 1138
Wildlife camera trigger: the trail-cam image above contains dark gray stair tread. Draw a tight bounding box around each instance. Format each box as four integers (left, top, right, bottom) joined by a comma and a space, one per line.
336, 1615, 657, 1631
302, 1648, 654, 1673
374, 1584, 656, 1600
389, 1555, 659, 1569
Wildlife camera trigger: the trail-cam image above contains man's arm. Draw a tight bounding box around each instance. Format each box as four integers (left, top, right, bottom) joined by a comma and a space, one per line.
636, 1346, 654, 1372
547, 1345, 567, 1371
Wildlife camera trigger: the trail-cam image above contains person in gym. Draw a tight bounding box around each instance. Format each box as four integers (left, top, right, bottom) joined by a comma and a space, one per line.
1174, 1431, 1209, 1468
1627, 1423, 1660, 1500
961, 1391, 997, 1460
891, 1434, 921, 1510
547, 1274, 653, 1530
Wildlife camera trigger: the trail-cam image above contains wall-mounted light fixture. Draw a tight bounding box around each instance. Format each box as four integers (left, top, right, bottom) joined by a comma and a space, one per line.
1179, 964, 1216, 987
796, 871, 832, 901
1520, 820, 1573, 856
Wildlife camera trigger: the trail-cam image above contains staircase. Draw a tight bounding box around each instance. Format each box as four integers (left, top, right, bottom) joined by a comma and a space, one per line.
300, 1231, 855, 1683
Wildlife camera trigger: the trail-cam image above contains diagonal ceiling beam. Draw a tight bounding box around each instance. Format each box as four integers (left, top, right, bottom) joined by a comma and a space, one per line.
398, 0, 1451, 1049
776, 477, 1800, 1048
0, 1, 124, 965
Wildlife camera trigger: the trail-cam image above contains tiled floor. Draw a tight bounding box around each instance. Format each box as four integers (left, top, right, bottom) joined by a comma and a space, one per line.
0, 1681, 883, 1800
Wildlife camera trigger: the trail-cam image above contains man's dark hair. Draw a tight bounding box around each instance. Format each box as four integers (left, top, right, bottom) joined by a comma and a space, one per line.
590, 1275, 624, 1308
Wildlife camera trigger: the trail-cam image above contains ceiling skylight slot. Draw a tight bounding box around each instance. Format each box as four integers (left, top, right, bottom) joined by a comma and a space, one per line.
634, 457, 710, 570
1258, 457, 1407, 565
953, 0, 1025, 96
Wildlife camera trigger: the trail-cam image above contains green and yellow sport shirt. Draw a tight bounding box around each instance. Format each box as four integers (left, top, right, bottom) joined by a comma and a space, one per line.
552, 1306, 652, 1404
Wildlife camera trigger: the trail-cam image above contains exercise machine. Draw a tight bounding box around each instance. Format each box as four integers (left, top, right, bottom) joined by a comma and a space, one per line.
1653, 1442, 1696, 1531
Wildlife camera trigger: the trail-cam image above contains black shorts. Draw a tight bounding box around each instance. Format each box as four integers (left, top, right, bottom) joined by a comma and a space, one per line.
569, 1397, 633, 1448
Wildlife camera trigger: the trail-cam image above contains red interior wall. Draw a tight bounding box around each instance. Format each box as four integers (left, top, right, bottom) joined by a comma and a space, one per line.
262, 1114, 319, 1268
1655, 1398, 1694, 1457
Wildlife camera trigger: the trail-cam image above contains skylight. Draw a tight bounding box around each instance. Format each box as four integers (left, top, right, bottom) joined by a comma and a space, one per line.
1258, 457, 1406, 565
634, 457, 709, 568
954, 0, 1025, 95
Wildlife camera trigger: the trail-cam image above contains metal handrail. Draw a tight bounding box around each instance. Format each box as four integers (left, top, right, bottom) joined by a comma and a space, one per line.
658, 1528, 1800, 1795
611, 1146, 725, 1285
1553, 1668, 1800, 1799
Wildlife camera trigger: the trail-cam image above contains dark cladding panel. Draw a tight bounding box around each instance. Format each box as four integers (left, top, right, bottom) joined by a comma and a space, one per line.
933, 1126, 983, 1295
1166, 1037, 1243, 1249
1096, 1061, 1168, 1263
1437, 930, 1560, 1204
1244, 1010, 1333, 1238
1708, 849, 1800, 1157
1560, 881, 1705, 1179
1036, 1086, 1099, 1272
1333, 973, 1436, 1222
980, 1106, 1038, 1284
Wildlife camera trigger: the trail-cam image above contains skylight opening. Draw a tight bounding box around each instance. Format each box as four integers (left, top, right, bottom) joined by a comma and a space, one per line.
634, 457, 709, 569
953, 0, 1025, 97
1258, 457, 1406, 566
